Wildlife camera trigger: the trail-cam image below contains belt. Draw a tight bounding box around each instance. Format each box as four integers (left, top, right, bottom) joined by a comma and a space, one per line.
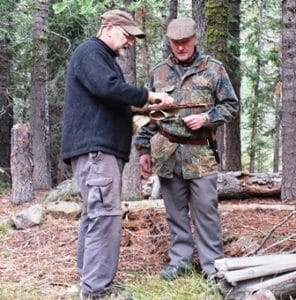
159, 128, 208, 145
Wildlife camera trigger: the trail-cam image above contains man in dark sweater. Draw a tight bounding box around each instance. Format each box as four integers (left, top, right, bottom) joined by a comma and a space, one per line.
61, 10, 173, 299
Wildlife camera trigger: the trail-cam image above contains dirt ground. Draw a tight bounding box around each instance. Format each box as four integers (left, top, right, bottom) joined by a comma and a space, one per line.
0, 192, 295, 298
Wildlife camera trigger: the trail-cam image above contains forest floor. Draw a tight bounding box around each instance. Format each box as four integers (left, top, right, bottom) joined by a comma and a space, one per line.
0, 191, 295, 299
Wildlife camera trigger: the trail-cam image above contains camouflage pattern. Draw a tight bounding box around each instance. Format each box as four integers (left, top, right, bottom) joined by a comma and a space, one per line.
134, 52, 238, 179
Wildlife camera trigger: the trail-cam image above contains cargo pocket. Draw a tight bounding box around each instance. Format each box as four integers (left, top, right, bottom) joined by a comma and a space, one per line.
86, 176, 113, 218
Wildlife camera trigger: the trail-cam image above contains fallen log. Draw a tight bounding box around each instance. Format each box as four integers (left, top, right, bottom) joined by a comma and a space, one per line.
142, 171, 282, 200
215, 254, 296, 272
216, 255, 296, 300
217, 171, 281, 199
224, 263, 296, 286
220, 271, 296, 300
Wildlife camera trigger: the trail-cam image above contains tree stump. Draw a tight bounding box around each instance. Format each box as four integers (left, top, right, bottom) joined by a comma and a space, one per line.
11, 123, 34, 204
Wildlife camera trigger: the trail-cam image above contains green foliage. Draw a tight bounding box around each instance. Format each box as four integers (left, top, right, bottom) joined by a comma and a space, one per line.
53, 0, 117, 17
0, 182, 10, 195
240, 0, 281, 172
9, 1, 34, 123
5, 0, 283, 180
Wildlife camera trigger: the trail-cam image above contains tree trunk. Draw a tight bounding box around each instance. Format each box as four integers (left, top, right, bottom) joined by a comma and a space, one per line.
117, 2, 141, 201
248, 0, 264, 173
30, 0, 51, 190
281, 0, 296, 201
140, 8, 150, 78
192, 0, 206, 50
205, 0, 229, 169
162, 0, 178, 59
0, 36, 13, 183
225, 0, 242, 171
273, 82, 282, 173
11, 124, 34, 204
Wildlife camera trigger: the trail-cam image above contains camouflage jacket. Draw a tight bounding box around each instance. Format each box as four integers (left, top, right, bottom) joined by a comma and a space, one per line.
134, 52, 238, 179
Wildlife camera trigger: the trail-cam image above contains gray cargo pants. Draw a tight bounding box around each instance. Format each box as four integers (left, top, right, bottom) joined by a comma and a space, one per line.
159, 153, 223, 275
71, 151, 124, 296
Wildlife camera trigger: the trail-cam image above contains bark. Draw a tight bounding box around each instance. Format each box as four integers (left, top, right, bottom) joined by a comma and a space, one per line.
11, 124, 34, 204
162, 0, 178, 59
281, 0, 296, 200
0, 37, 13, 183
219, 271, 296, 300
217, 255, 296, 300
192, 0, 206, 49
117, 1, 141, 202
273, 82, 282, 173
141, 8, 150, 78
225, 0, 242, 171
205, 0, 228, 60
30, 0, 51, 190
217, 171, 281, 199
205, 0, 229, 169
215, 254, 296, 272
248, 0, 263, 173
224, 263, 296, 286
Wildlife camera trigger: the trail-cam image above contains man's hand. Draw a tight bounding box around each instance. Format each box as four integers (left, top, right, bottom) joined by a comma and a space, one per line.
183, 114, 207, 130
148, 92, 174, 108
139, 154, 152, 175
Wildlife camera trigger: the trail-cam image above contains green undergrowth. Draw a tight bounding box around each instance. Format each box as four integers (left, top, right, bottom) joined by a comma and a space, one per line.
0, 272, 223, 300
120, 272, 223, 300
0, 283, 41, 300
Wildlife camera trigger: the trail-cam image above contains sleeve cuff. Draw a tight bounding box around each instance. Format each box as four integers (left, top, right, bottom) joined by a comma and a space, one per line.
202, 112, 211, 125
138, 148, 150, 156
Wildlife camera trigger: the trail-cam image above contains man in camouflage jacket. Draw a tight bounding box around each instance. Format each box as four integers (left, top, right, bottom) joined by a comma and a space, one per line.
135, 17, 238, 280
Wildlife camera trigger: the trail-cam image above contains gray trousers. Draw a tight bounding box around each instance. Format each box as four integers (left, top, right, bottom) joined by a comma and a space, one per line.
71, 152, 124, 296
159, 153, 223, 275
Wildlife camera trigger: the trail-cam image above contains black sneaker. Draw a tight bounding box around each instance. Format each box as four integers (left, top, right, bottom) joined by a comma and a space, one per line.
79, 287, 117, 299
159, 265, 189, 281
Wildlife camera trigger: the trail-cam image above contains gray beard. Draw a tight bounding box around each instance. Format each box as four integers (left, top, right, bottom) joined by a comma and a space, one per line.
118, 48, 128, 58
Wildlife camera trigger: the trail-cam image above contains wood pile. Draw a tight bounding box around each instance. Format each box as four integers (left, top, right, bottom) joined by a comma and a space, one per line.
215, 254, 296, 299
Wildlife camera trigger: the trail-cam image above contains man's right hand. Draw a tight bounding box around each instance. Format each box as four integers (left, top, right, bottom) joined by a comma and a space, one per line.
148, 92, 174, 108
139, 154, 152, 175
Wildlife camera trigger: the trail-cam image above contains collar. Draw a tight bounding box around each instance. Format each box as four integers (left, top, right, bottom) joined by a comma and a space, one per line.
171, 49, 198, 67
166, 50, 207, 72
93, 37, 117, 58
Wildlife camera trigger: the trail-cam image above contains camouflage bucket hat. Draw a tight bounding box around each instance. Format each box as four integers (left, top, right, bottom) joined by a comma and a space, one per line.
101, 9, 145, 38
166, 17, 197, 40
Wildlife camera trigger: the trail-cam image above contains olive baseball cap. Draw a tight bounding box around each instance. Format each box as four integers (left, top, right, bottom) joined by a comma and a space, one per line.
101, 9, 145, 38
166, 17, 197, 40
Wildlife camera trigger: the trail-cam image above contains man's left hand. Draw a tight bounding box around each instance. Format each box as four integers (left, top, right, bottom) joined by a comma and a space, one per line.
183, 114, 206, 130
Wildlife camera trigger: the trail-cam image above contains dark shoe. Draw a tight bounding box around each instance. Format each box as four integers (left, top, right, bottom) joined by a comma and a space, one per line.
79, 287, 116, 299
159, 265, 190, 281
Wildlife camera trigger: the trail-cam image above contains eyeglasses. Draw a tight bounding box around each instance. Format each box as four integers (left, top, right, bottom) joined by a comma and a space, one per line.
116, 26, 134, 40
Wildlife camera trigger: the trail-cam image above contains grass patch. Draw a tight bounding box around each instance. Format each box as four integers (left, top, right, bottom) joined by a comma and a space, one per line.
0, 223, 9, 236
0, 282, 41, 300
121, 272, 223, 300
0, 273, 224, 299
0, 182, 10, 195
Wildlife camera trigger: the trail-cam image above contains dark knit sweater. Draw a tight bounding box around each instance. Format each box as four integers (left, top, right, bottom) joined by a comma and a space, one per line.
61, 38, 148, 164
